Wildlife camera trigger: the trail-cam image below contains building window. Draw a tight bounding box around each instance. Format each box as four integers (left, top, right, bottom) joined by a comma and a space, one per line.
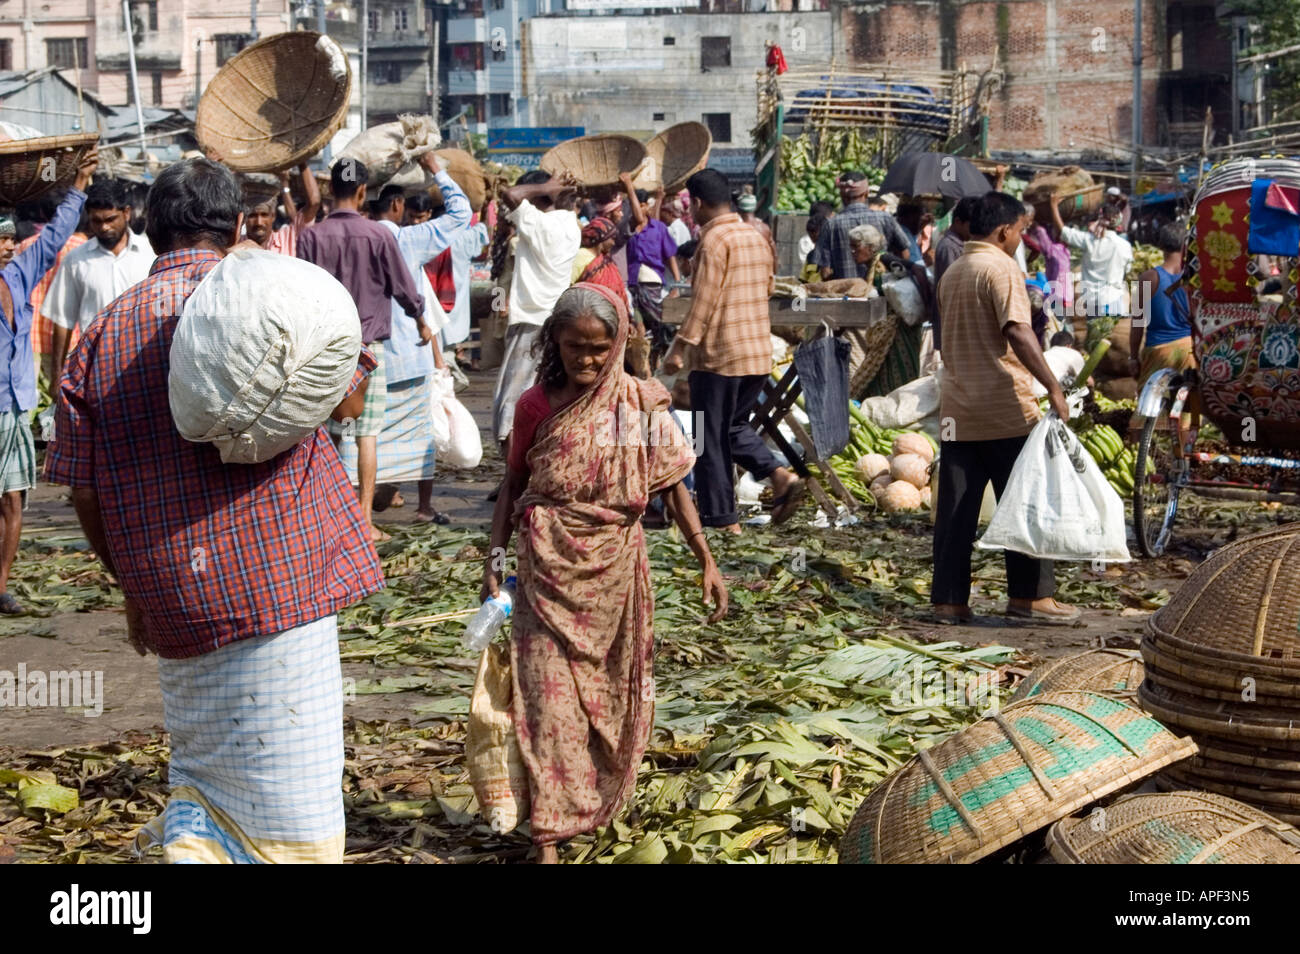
703, 112, 731, 142
394, 7, 409, 31
151, 71, 163, 105
491, 44, 506, 62
215, 34, 249, 66
367, 8, 381, 32
371, 61, 403, 84
491, 0, 504, 9
126, 1, 158, 38
0, 39, 12, 72
653, 112, 665, 121
450, 43, 484, 70
46, 38, 89, 69
491, 93, 511, 117
700, 35, 730, 69
664, 36, 675, 46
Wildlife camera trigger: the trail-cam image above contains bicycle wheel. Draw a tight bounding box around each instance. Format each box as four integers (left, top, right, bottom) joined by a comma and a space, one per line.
1133, 390, 1182, 557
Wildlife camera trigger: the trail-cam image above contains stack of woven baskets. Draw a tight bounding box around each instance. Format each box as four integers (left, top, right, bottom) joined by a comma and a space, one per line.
1138, 525, 1300, 824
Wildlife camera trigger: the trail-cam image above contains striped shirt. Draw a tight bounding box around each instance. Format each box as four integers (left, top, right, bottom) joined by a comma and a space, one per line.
937, 240, 1041, 442
677, 213, 774, 377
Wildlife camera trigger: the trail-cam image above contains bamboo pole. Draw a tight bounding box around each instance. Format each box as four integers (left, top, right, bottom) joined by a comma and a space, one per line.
71, 36, 86, 134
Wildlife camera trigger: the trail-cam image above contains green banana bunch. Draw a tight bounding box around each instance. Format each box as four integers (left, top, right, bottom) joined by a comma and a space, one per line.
1079, 424, 1125, 467
1104, 447, 1137, 495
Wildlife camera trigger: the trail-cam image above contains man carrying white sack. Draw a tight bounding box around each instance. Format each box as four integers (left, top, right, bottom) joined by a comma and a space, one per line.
44, 158, 383, 863
342, 171, 470, 524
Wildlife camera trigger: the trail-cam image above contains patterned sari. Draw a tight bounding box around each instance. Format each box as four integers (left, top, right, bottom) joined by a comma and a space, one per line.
511, 282, 694, 845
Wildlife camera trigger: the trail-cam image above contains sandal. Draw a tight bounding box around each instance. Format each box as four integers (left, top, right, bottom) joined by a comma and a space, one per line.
0, 592, 24, 615
415, 510, 451, 525
769, 479, 807, 525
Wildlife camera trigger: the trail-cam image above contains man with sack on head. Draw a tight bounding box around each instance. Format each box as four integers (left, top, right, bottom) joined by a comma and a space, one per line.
931, 191, 1079, 625
44, 158, 382, 862
298, 156, 429, 542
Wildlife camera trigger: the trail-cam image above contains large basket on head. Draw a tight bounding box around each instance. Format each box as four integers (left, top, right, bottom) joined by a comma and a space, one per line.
1024, 166, 1103, 227
1046, 791, 1300, 864
1010, 649, 1145, 704
0, 133, 99, 206
540, 134, 646, 187
197, 31, 351, 173
639, 122, 712, 193
838, 691, 1197, 864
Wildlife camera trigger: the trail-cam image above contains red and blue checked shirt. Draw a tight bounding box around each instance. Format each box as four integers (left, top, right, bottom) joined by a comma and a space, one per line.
43, 248, 385, 659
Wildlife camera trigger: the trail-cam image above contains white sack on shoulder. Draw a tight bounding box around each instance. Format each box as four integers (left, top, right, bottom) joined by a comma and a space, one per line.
338, 114, 441, 189
169, 247, 363, 464
977, 414, 1131, 563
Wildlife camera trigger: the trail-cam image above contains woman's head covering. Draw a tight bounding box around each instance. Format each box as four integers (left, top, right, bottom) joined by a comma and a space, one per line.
737, 194, 757, 212
0, 213, 14, 238
600, 197, 623, 216
582, 216, 617, 247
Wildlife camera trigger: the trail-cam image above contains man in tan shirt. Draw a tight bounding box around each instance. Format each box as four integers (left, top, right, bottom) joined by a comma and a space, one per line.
664, 169, 802, 531
933, 191, 1077, 624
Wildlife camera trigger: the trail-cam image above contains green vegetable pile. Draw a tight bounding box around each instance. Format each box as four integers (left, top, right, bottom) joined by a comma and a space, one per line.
775, 130, 886, 213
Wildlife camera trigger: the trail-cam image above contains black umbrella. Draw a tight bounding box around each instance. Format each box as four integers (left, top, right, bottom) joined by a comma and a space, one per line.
878, 152, 990, 200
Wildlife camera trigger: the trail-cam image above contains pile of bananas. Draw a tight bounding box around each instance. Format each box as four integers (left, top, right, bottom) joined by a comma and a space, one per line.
1077, 423, 1136, 495
775, 131, 886, 212
1126, 243, 1165, 283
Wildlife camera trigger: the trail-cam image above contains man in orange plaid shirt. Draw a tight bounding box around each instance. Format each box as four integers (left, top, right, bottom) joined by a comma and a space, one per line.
664, 169, 804, 531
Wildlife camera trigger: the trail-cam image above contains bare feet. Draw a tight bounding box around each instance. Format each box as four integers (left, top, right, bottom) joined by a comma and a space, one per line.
390, 492, 406, 508
537, 844, 559, 864
414, 509, 450, 524
720, 523, 742, 535
369, 524, 391, 543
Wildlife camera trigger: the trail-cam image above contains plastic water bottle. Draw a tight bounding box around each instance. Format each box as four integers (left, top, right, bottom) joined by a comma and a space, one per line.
463, 576, 515, 654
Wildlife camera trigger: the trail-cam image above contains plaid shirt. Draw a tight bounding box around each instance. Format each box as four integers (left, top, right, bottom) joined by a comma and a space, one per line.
44, 248, 384, 659
677, 213, 774, 377
812, 203, 912, 279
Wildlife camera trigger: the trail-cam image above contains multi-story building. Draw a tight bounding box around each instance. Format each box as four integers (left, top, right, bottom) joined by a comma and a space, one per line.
439, 0, 543, 135
836, 0, 1236, 154
0, 1, 293, 110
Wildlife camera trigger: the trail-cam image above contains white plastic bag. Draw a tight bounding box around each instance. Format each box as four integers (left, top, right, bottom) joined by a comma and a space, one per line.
883, 275, 925, 326
169, 247, 362, 464
428, 367, 482, 469
977, 414, 1131, 563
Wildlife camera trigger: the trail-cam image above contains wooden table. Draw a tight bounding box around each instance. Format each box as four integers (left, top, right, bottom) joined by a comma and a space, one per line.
663, 295, 889, 517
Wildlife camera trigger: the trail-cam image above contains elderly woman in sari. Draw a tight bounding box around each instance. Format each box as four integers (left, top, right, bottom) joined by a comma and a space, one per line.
482, 283, 728, 864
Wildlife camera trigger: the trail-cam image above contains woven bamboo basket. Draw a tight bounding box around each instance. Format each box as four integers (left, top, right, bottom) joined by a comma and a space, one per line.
1154, 773, 1300, 826
540, 134, 647, 187
434, 148, 489, 210
1140, 634, 1300, 702
1145, 525, 1300, 672
1031, 184, 1104, 227
1138, 680, 1300, 746
1198, 738, 1300, 773
638, 122, 712, 193
1161, 764, 1300, 811
838, 691, 1197, 864
848, 310, 900, 400
1046, 791, 1300, 864
1184, 752, 1300, 790
196, 31, 351, 173
0, 133, 99, 206
1010, 649, 1144, 704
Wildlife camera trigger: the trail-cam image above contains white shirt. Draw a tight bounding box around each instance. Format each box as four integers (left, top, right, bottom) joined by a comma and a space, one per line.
797, 234, 815, 261
1031, 345, 1087, 397
1014, 241, 1028, 276
668, 217, 692, 249
1060, 225, 1134, 316
443, 221, 488, 347
43, 231, 155, 331
507, 200, 580, 327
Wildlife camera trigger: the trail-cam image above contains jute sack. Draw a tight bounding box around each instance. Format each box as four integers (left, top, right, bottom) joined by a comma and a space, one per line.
466, 642, 531, 833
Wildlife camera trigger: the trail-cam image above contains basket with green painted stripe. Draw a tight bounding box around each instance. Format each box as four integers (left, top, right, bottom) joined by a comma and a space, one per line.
838, 691, 1197, 864
1010, 649, 1144, 704
1046, 791, 1300, 864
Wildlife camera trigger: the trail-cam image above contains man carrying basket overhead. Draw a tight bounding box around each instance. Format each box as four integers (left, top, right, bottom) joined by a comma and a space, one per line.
0, 147, 98, 615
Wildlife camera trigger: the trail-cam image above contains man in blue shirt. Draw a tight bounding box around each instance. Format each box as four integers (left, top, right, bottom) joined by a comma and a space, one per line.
341, 167, 471, 524
1129, 223, 1191, 387
0, 147, 97, 613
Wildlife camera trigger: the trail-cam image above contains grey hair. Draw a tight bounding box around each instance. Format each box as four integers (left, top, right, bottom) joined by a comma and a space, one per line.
1022, 201, 1037, 218
532, 286, 621, 389
848, 223, 886, 251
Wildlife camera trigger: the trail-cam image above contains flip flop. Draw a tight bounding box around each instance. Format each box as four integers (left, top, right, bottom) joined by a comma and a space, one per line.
769, 479, 807, 525
0, 592, 24, 615
415, 510, 451, 525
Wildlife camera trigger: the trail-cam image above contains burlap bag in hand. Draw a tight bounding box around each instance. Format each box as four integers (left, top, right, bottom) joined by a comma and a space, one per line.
467, 642, 531, 833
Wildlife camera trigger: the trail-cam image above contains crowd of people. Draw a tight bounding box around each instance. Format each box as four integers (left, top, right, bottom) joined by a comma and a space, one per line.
0, 138, 1210, 864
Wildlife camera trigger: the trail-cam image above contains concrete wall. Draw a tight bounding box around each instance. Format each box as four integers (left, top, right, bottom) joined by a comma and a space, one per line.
523, 11, 832, 144
838, 0, 1231, 152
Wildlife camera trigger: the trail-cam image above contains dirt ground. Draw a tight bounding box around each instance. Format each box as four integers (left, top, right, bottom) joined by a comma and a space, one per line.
0, 368, 1277, 751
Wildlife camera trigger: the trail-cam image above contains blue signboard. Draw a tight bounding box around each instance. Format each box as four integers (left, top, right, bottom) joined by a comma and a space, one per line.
487, 127, 585, 153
